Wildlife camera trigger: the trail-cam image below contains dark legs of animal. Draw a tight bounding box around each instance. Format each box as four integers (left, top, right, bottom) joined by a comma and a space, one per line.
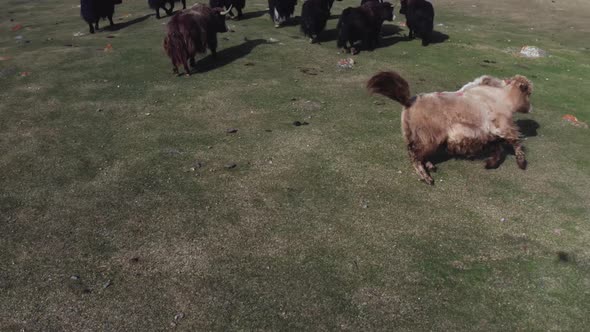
94, 21, 100, 32
484, 142, 504, 169
236, 8, 243, 19
208, 33, 218, 58
88, 23, 95, 34
181, 0, 186, 9
421, 31, 431, 46
108, 15, 114, 28
164, 3, 175, 16
189, 57, 196, 67
408, 28, 414, 39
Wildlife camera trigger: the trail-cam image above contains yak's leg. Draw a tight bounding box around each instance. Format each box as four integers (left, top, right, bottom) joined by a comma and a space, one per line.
408, 28, 414, 39
236, 7, 243, 19
189, 57, 196, 67
88, 23, 95, 34
172, 60, 179, 75
511, 140, 526, 169
155, 8, 161, 19
208, 33, 218, 58
108, 14, 114, 27
165, 2, 174, 15
408, 145, 434, 185
497, 123, 527, 170
94, 21, 100, 31
484, 142, 504, 169
182, 59, 191, 76
181, 0, 187, 9
425, 161, 437, 172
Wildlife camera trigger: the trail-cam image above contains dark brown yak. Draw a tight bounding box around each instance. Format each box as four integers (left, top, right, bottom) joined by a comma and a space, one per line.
163, 4, 232, 75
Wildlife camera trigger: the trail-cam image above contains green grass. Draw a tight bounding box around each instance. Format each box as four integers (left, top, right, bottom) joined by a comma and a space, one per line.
1, 0, 589, 330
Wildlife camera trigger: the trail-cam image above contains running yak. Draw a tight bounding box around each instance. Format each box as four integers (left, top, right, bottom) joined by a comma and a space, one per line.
367, 71, 534, 184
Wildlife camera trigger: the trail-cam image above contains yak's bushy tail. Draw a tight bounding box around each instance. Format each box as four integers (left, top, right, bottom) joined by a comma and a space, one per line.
367, 71, 413, 107
164, 30, 190, 67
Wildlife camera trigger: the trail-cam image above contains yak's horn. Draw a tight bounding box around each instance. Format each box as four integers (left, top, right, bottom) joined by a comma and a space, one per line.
220, 4, 233, 15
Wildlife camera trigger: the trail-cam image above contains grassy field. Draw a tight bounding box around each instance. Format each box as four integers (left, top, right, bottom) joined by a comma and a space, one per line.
1, 0, 589, 330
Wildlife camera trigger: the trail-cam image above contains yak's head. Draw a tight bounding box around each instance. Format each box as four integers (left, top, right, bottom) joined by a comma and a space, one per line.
380, 2, 395, 21
211, 5, 233, 33
399, 0, 407, 14
505, 75, 534, 113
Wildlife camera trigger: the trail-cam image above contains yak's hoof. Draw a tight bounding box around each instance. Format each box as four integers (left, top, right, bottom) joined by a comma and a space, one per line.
517, 159, 527, 170
425, 161, 437, 172
421, 176, 434, 185
350, 47, 358, 55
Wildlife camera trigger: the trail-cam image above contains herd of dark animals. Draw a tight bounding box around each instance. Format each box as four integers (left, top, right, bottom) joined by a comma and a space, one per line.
79, 0, 535, 184
80, 0, 435, 47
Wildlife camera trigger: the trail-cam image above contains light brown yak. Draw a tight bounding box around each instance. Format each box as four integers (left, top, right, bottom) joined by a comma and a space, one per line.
367, 71, 534, 184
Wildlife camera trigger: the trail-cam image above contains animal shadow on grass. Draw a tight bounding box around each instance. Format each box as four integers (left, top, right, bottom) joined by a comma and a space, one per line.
516, 119, 540, 137
239, 10, 267, 20
376, 24, 405, 48
427, 119, 541, 169
107, 14, 153, 32
428, 30, 449, 44
194, 38, 268, 73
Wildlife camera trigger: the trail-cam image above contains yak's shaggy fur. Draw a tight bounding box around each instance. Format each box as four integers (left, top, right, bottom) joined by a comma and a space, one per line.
367, 71, 534, 184
80, 0, 121, 34
163, 4, 229, 75
148, 0, 187, 19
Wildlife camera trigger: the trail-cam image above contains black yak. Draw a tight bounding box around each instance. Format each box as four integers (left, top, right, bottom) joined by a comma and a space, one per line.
148, 0, 187, 19
80, 0, 122, 34
210, 0, 246, 19
268, 0, 297, 28
400, 0, 434, 46
163, 4, 232, 75
300, 0, 340, 43
337, 1, 394, 54
367, 71, 533, 184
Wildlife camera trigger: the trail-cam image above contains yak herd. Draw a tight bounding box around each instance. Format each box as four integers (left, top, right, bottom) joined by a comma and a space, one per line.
79, 0, 535, 184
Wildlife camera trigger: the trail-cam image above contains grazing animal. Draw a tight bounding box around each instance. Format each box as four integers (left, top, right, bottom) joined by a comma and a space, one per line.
337, 1, 394, 54
268, 0, 298, 27
301, 0, 340, 43
80, 0, 122, 34
399, 0, 434, 46
210, 0, 246, 19
367, 71, 534, 184
148, 0, 187, 19
163, 4, 231, 75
